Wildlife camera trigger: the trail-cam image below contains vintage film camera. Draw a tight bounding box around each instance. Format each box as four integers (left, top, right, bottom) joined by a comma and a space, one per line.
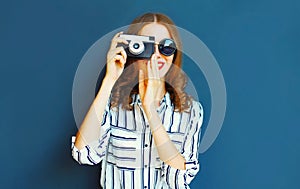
119, 34, 155, 59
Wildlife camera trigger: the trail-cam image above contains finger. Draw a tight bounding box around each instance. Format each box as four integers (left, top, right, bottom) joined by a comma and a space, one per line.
110, 31, 128, 49
119, 47, 127, 61
113, 54, 123, 61
112, 55, 124, 65
147, 59, 153, 79
114, 31, 123, 38
112, 37, 128, 47
116, 56, 125, 66
152, 54, 159, 79
150, 54, 157, 79
110, 31, 123, 48
107, 47, 126, 61
139, 69, 145, 97
118, 36, 129, 44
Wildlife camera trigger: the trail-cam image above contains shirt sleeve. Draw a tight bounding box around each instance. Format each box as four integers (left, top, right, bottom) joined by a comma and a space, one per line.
161, 101, 204, 189
71, 97, 112, 165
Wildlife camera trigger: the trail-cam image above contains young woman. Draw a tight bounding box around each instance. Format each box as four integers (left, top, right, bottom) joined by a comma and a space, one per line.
71, 13, 204, 189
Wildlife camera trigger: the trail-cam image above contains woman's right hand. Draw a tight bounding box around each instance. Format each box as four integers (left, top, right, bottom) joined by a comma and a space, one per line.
105, 31, 128, 81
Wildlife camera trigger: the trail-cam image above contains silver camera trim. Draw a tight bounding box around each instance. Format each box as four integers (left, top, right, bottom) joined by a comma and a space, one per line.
119, 34, 155, 43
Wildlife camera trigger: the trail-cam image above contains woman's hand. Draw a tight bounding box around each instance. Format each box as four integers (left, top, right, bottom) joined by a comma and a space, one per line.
105, 31, 128, 81
139, 54, 164, 113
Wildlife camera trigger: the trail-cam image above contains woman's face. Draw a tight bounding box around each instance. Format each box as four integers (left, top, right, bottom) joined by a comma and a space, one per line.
136, 23, 174, 78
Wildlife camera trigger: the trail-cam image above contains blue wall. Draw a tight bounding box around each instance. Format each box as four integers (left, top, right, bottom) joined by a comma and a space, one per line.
1, 0, 299, 188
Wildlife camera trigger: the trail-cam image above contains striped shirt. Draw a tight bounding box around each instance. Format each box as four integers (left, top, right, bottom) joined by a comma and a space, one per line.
71, 92, 203, 189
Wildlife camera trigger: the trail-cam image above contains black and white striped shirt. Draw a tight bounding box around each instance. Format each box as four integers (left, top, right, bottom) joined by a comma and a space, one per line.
71, 92, 203, 189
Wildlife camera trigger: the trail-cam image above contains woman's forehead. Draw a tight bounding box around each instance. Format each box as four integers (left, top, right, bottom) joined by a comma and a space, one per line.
139, 23, 171, 42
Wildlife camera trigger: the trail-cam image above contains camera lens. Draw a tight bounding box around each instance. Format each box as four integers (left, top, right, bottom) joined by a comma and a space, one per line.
129, 41, 144, 55
133, 43, 140, 49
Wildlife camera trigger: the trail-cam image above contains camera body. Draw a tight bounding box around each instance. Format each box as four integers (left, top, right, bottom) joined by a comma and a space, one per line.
119, 34, 155, 59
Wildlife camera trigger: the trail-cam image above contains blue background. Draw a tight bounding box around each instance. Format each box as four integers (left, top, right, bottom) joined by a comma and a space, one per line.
1, 0, 299, 188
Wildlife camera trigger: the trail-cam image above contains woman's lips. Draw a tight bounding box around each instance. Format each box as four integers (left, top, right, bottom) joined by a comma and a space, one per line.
158, 61, 165, 70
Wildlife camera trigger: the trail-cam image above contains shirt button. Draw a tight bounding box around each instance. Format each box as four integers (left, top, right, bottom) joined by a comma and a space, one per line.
145, 144, 148, 147
146, 124, 149, 128
145, 165, 148, 168
144, 186, 147, 188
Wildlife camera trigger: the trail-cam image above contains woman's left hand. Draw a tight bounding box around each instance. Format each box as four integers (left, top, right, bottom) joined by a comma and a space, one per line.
139, 54, 164, 112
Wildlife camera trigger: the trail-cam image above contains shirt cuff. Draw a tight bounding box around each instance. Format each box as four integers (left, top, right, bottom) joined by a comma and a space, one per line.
71, 136, 103, 165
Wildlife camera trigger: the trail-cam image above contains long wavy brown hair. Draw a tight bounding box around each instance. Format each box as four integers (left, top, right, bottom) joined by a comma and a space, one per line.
110, 13, 193, 112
